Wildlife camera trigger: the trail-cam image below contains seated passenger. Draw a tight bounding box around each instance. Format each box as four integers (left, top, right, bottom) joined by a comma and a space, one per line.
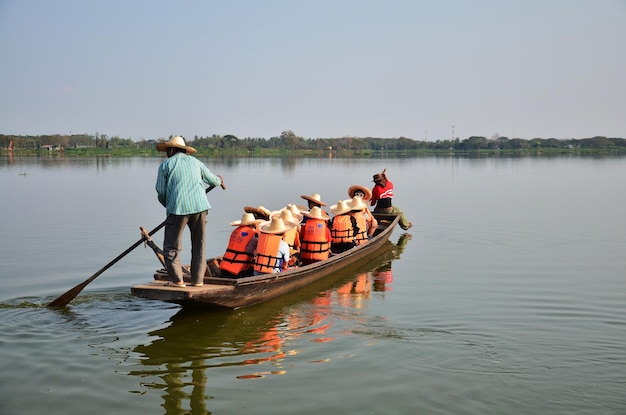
348, 196, 373, 245
329, 199, 359, 254
270, 208, 301, 266
299, 206, 331, 265
220, 213, 262, 278
254, 217, 295, 275
300, 193, 329, 221
348, 184, 378, 239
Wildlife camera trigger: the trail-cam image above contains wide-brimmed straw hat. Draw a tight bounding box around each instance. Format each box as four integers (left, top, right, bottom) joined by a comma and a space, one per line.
300, 193, 327, 206
230, 212, 263, 227
302, 206, 329, 221
270, 208, 300, 226
286, 204, 304, 221
258, 217, 296, 235
244, 205, 271, 220
349, 196, 368, 211
348, 185, 372, 201
330, 199, 352, 216
156, 136, 197, 154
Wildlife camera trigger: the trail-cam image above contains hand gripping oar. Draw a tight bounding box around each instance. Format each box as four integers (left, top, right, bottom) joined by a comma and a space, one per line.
47, 180, 225, 307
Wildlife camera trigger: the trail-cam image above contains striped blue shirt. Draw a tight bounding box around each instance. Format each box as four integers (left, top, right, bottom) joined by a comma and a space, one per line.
156, 152, 221, 216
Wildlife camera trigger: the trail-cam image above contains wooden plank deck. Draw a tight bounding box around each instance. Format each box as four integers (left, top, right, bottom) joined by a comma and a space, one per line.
131, 281, 235, 303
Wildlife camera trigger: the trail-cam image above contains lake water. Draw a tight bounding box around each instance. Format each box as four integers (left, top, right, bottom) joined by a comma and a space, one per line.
1, 153, 625, 415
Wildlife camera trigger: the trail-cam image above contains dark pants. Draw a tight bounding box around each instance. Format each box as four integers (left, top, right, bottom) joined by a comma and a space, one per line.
163, 211, 207, 285
374, 206, 412, 230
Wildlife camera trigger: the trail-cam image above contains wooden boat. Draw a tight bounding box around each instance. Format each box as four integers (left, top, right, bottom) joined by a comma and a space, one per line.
131, 213, 400, 309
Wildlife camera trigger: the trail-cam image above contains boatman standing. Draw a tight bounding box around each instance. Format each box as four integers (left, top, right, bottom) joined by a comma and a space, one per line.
370, 168, 412, 230
156, 136, 223, 287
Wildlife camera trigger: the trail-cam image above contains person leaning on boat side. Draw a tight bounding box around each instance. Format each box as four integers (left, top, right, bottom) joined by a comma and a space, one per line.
254, 217, 294, 275
348, 184, 378, 239
370, 168, 413, 230
299, 206, 331, 265
220, 213, 262, 278
329, 199, 359, 254
155, 136, 223, 287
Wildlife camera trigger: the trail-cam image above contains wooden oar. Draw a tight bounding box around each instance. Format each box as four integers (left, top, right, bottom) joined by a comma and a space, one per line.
140, 226, 193, 276
47, 182, 225, 307
140, 226, 166, 269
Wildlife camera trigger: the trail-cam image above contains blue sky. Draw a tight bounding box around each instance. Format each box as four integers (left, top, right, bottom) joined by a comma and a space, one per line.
1, 0, 625, 141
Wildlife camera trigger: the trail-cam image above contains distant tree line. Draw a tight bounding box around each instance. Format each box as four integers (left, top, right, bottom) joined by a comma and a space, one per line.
0, 133, 156, 150
1, 131, 625, 153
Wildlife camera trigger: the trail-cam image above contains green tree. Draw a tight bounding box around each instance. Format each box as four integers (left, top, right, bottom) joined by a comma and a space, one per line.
280, 130, 298, 150
461, 136, 488, 150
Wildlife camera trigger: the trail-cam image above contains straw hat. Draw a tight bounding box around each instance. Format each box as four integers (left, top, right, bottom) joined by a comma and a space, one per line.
330, 199, 353, 216
286, 203, 304, 221
270, 208, 300, 226
349, 196, 368, 211
258, 217, 296, 235
302, 206, 330, 221
156, 136, 197, 154
244, 205, 271, 220
300, 193, 327, 206
348, 185, 372, 201
230, 212, 263, 227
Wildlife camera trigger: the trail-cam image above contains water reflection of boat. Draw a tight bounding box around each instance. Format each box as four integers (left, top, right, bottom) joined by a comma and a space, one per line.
372, 233, 411, 292
130, 233, 409, 414
131, 213, 400, 309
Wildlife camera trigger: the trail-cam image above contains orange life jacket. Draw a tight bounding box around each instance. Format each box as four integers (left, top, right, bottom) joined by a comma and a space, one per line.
351, 211, 369, 245
220, 226, 256, 275
330, 215, 356, 244
254, 232, 284, 274
300, 218, 330, 262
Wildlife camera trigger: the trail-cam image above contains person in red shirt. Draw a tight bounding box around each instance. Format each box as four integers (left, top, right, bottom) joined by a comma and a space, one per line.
370, 168, 413, 230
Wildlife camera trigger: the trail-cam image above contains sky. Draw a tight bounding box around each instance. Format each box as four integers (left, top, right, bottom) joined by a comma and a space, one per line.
1, 0, 625, 142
